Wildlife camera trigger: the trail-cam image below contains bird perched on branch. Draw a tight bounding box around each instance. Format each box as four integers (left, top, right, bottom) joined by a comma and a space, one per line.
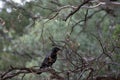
110, 0, 117, 1
40, 47, 61, 69
99, 0, 117, 2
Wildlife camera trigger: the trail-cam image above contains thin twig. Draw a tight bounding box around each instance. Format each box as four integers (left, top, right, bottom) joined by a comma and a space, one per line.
65, 0, 90, 21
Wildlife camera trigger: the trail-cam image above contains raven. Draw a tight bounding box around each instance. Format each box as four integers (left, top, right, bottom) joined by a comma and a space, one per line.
40, 47, 61, 69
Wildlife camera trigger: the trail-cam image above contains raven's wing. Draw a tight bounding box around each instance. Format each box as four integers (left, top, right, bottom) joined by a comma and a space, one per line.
40, 52, 53, 68
40, 57, 49, 68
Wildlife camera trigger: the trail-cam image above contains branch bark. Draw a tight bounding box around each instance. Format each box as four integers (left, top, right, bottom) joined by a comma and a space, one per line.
0, 66, 64, 80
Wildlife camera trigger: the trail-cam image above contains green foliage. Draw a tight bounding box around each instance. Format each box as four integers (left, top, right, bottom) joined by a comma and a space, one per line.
0, 52, 26, 70
0, 9, 29, 35
0, 0, 120, 80
113, 24, 120, 37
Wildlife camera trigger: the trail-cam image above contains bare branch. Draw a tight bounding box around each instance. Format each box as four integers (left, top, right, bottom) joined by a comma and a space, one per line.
64, 0, 90, 21
0, 67, 64, 80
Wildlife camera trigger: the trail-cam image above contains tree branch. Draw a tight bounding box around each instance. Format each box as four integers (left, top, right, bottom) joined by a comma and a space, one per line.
64, 0, 90, 21
0, 66, 64, 80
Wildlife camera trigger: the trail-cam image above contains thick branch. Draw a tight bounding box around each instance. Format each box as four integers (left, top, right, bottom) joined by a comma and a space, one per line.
0, 67, 64, 80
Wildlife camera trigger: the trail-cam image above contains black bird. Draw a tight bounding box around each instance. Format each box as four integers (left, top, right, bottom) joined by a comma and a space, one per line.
110, 0, 117, 1
40, 47, 61, 69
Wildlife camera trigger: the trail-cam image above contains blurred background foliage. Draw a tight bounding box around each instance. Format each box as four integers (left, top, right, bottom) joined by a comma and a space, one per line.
0, 0, 120, 80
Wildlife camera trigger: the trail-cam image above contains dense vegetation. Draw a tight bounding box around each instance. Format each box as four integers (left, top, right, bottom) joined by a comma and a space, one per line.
0, 0, 120, 80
